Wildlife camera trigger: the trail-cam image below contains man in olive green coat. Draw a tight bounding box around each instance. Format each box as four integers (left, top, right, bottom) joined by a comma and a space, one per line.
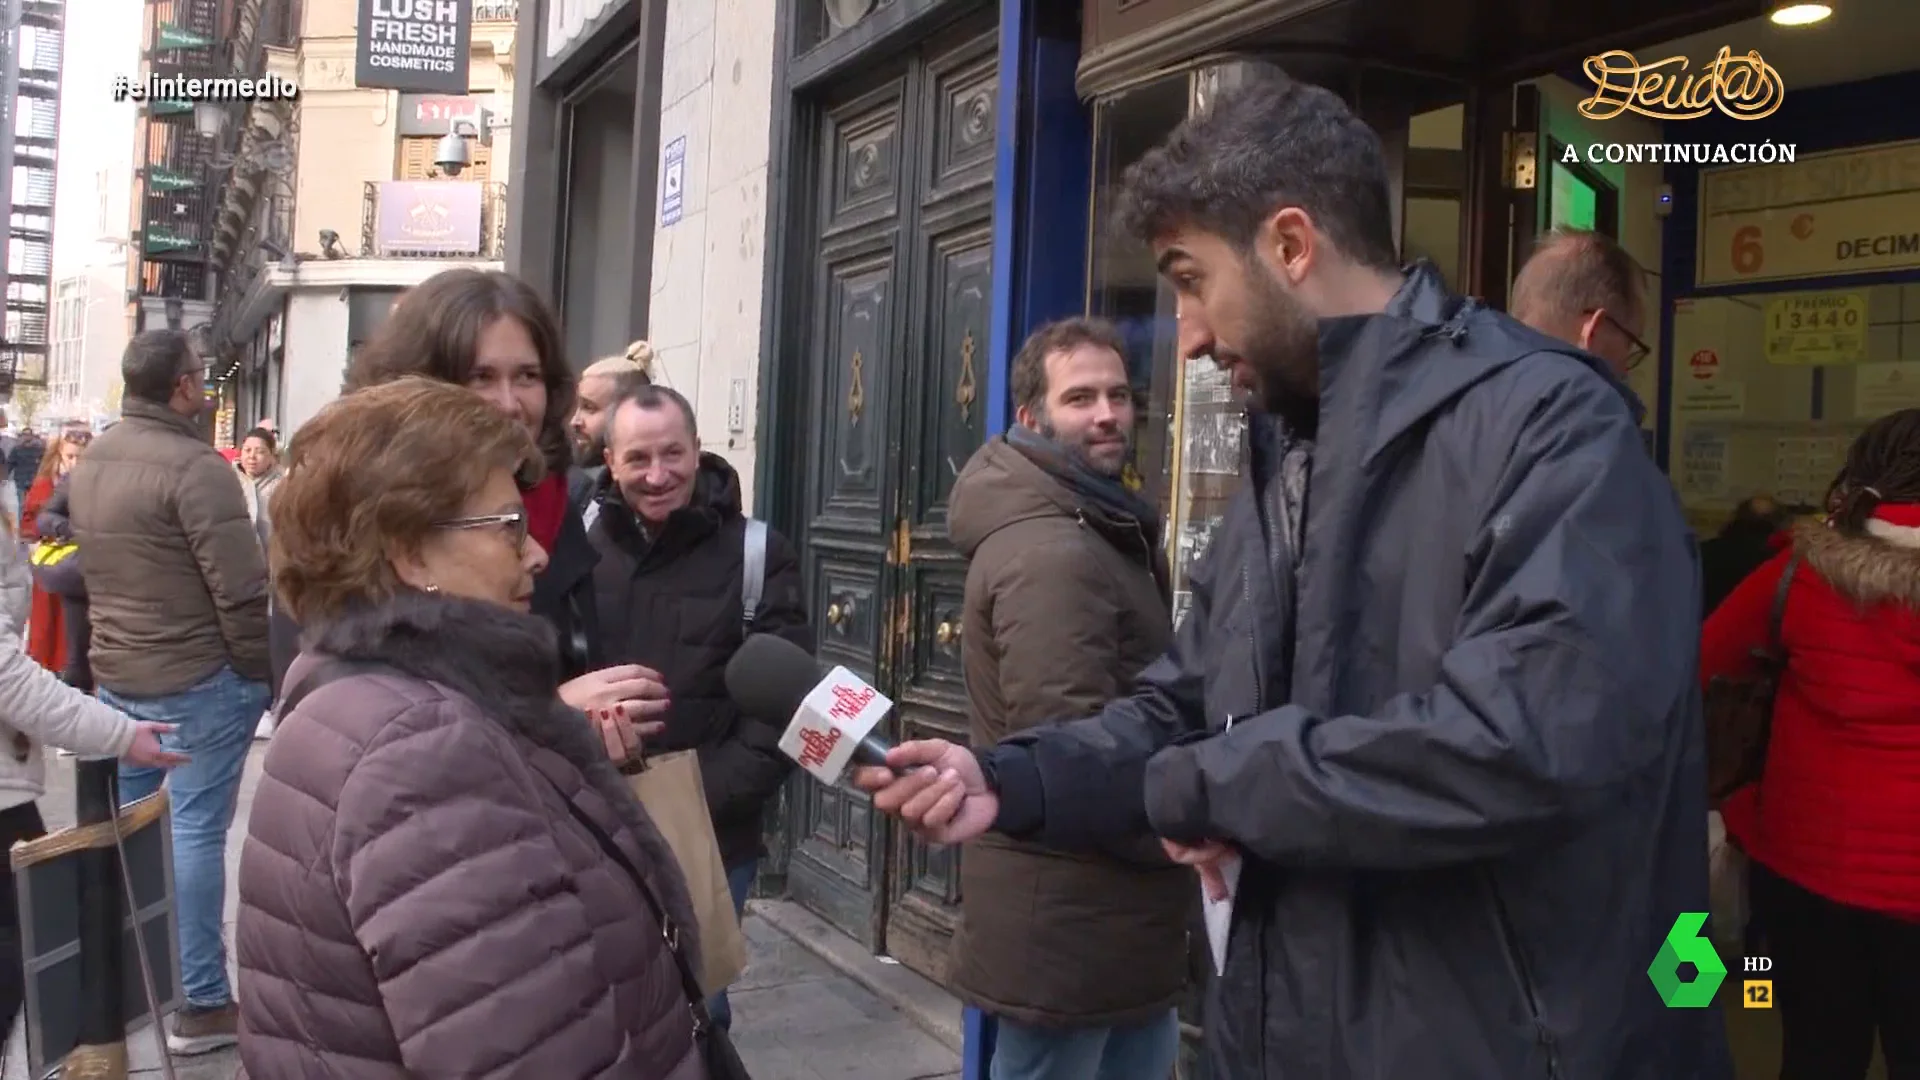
946, 317, 1194, 1079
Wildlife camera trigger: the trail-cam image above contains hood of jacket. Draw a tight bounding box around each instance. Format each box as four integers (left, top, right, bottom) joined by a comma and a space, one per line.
949, 437, 1158, 565
1795, 514, 1920, 610
1295, 260, 1643, 478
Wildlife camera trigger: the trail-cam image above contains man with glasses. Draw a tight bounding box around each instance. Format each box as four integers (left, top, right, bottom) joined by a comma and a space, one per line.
1510, 228, 1653, 380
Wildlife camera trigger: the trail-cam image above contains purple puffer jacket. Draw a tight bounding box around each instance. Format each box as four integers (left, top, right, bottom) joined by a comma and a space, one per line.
235, 592, 706, 1079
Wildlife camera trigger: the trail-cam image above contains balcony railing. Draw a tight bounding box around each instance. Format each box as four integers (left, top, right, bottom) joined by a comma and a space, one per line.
360, 180, 507, 260
473, 0, 517, 22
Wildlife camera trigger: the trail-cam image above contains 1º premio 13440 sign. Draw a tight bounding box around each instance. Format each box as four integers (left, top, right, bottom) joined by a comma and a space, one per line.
1764, 291, 1866, 366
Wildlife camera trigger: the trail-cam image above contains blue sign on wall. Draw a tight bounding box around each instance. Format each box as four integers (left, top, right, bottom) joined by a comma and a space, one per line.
661, 136, 686, 227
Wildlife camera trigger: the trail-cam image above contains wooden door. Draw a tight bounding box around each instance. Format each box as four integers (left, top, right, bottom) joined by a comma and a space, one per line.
785, 18, 996, 977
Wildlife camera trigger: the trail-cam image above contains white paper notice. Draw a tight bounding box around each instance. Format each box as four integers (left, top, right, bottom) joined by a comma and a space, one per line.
1203, 852, 1244, 976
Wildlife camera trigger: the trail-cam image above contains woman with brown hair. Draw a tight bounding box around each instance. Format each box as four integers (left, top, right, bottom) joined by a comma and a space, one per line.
236, 377, 714, 1078
267, 268, 669, 726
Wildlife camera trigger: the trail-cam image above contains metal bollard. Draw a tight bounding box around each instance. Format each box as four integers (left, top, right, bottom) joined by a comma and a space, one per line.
64, 757, 127, 1080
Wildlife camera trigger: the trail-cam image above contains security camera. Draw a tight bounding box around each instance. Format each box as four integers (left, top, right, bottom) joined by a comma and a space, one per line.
434, 130, 472, 176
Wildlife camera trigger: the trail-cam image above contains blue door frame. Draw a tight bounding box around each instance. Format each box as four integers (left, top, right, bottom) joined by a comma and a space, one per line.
968, 0, 1093, 1072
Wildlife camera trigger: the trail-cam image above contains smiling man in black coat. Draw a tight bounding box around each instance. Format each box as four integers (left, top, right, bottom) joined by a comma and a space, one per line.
586, 382, 812, 1032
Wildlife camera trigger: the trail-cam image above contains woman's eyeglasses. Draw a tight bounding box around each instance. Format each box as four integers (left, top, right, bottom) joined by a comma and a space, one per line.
432, 510, 528, 547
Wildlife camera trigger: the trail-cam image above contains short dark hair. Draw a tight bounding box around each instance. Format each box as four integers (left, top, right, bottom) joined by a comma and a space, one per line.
1116, 64, 1398, 269
608, 383, 698, 443
122, 330, 199, 405
1010, 317, 1129, 415
243, 426, 277, 452
347, 269, 576, 476
1510, 229, 1646, 329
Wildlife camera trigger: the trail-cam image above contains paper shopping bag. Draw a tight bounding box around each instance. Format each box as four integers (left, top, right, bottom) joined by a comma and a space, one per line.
626, 750, 748, 996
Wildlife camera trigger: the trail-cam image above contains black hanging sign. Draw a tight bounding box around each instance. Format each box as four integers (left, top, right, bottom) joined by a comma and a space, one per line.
355, 0, 472, 95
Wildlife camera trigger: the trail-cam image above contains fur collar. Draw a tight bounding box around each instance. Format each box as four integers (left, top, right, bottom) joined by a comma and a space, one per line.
303, 590, 704, 974
1794, 518, 1920, 609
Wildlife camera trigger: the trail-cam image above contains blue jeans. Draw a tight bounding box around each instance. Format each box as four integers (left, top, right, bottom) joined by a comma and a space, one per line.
704, 859, 758, 1031
108, 665, 271, 1008
990, 1009, 1181, 1080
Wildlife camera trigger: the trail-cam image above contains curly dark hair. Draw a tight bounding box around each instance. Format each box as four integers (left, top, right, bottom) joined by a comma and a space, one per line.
1826, 408, 1920, 535
347, 269, 575, 475
1115, 63, 1398, 270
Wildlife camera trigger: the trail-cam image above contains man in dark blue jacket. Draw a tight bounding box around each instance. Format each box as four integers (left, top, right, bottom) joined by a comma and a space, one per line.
855, 65, 1732, 1079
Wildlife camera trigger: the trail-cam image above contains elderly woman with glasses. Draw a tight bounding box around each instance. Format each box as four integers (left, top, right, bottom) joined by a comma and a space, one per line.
235, 377, 709, 1079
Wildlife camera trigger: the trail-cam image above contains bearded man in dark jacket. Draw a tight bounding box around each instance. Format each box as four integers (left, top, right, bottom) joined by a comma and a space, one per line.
856, 65, 1733, 1079
586, 382, 811, 1032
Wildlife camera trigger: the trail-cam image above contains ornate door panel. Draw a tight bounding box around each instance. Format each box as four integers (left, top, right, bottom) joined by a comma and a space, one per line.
881, 26, 997, 982
784, 16, 997, 974
787, 69, 913, 950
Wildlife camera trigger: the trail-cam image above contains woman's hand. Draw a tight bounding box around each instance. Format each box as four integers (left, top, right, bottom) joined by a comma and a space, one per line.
121, 722, 190, 769
559, 664, 671, 719
591, 706, 666, 762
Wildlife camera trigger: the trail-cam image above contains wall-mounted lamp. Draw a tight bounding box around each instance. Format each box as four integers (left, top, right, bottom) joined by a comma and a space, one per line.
1769, 2, 1832, 26
193, 101, 230, 138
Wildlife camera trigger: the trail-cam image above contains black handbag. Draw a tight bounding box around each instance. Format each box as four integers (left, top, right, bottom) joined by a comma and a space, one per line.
550, 780, 753, 1080
1703, 555, 1796, 804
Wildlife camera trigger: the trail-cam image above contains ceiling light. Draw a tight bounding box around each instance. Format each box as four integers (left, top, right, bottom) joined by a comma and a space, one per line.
1770, 2, 1832, 25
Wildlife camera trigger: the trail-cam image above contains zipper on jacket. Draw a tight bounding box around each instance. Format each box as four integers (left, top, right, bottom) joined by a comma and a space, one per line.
1486, 873, 1563, 1079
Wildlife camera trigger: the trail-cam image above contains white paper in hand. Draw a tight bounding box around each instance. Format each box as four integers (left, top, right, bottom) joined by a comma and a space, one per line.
1203, 852, 1243, 976
776, 665, 891, 784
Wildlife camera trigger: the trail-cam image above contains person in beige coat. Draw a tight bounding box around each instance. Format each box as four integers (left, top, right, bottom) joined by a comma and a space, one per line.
0, 508, 182, 1053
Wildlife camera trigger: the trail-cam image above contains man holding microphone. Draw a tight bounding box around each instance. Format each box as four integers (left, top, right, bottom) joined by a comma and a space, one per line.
852, 66, 1731, 1079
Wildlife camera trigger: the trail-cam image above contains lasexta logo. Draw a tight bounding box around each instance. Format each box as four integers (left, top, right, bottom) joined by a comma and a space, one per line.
1648, 912, 1727, 1007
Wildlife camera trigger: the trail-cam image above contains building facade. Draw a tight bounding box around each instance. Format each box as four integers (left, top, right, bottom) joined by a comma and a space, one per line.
735, 0, 1914, 1073
503, 0, 664, 366
47, 256, 131, 427
204, 0, 519, 440
0, 0, 64, 404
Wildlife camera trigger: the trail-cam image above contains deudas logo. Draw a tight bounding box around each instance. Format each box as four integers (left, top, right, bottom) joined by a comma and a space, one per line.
1648, 913, 1728, 1007
1580, 46, 1785, 122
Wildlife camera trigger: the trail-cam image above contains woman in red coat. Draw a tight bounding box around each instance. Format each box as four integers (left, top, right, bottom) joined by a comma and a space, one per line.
20, 431, 84, 677
1701, 410, 1920, 1079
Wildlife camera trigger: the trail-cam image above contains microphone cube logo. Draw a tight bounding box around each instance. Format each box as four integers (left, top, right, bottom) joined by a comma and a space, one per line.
782, 666, 892, 785
795, 726, 843, 769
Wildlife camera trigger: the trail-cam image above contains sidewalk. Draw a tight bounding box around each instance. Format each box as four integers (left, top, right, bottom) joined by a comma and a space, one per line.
6, 748, 961, 1080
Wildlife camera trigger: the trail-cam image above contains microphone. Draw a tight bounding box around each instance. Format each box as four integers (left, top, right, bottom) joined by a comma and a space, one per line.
724, 634, 896, 784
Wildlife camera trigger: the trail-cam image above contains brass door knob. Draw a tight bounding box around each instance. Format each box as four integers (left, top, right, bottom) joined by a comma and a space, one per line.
935, 620, 959, 645
826, 602, 849, 627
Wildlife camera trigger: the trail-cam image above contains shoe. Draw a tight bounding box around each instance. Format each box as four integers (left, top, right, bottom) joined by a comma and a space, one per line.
167, 1002, 238, 1056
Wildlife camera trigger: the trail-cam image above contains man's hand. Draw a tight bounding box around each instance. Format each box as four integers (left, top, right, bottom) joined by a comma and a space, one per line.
591, 706, 666, 763
850, 740, 998, 846
1162, 838, 1236, 902
560, 664, 671, 719
121, 722, 189, 769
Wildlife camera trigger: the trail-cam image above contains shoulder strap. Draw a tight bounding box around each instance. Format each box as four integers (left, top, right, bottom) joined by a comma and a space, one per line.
534, 769, 716, 1032
1764, 554, 1799, 656
741, 518, 768, 630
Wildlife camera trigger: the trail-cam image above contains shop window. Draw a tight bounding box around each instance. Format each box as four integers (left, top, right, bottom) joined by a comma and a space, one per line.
396, 135, 492, 183
1670, 283, 1920, 534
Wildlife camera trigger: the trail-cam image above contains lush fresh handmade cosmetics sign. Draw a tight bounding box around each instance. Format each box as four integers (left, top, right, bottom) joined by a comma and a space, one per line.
356, 0, 471, 95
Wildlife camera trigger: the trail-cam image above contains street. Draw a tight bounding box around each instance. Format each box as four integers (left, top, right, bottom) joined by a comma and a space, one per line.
4, 747, 961, 1080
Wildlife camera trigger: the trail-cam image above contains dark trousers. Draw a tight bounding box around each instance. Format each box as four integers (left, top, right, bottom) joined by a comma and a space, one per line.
59, 595, 90, 692
1750, 862, 1920, 1079
0, 801, 47, 1045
